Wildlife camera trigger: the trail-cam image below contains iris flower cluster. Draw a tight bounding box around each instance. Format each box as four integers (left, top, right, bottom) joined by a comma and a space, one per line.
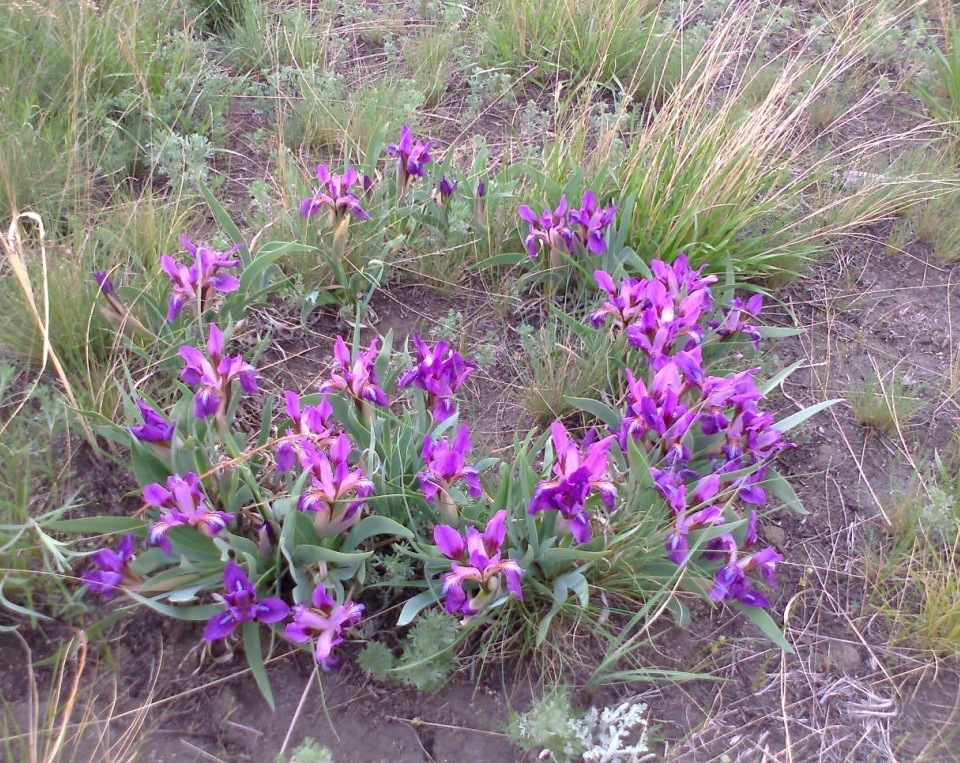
418, 425, 483, 524
320, 336, 389, 410
518, 190, 618, 262
388, 124, 433, 193
200, 564, 361, 669
591, 255, 717, 368
179, 323, 258, 421
276, 391, 338, 472
398, 334, 475, 421
295, 434, 375, 538
528, 422, 617, 544
161, 235, 242, 323
285, 585, 364, 669
434, 510, 524, 622
299, 164, 372, 224
145, 473, 233, 553
591, 258, 787, 607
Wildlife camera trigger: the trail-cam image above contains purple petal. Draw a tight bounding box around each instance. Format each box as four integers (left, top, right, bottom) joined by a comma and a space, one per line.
207, 323, 224, 359
223, 561, 250, 593
210, 273, 240, 293
256, 597, 291, 624
204, 611, 239, 641
143, 483, 170, 507
483, 510, 508, 549
434, 524, 465, 559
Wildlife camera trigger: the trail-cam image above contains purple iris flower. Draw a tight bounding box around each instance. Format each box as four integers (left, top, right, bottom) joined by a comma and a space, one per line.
285, 585, 364, 669
651, 254, 718, 297
93, 271, 115, 295
82, 535, 140, 598
179, 323, 258, 420
160, 235, 241, 323
436, 176, 458, 204
146, 473, 233, 553
528, 422, 617, 544
700, 369, 763, 434
722, 410, 790, 462
203, 562, 290, 641
297, 434, 374, 537
711, 293, 763, 348
568, 190, 618, 255
277, 391, 338, 472
128, 400, 175, 445
299, 164, 371, 223
589, 270, 649, 330
624, 280, 711, 365
398, 334, 475, 421
708, 546, 782, 608
388, 124, 434, 190
651, 469, 723, 517
518, 196, 574, 260
618, 368, 696, 463
419, 426, 483, 523
320, 336, 389, 408
434, 510, 523, 622
719, 459, 769, 506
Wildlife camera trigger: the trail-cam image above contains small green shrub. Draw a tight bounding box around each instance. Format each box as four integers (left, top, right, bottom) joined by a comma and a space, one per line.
506, 689, 585, 762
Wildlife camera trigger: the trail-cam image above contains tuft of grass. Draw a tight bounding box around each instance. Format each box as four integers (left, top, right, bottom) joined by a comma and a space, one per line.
529, 4, 937, 280
226, 0, 330, 72
90, 188, 201, 275
909, 188, 960, 261
912, 13, 960, 141
481, 0, 693, 103
1, 632, 151, 763
515, 318, 611, 425
848, 370, 925, 437
403, 28, 458, 108
879, 456, 960, 657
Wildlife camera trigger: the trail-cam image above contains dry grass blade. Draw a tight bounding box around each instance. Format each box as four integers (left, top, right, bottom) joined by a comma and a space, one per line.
0, 212, 97, 449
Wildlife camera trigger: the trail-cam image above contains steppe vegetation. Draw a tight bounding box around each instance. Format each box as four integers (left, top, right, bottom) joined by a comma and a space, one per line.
2, 0, 960, 761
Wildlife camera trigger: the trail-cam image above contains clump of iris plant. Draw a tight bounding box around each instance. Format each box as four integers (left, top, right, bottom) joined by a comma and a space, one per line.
145, 473, 233, 553
434, 510, 523, 622
528, 422, 617, 545
398, 334, 475, 421
388, 124, 433, 198
591, 258, 788, 607
418, 426, 483, 524
82, 535, 141, 599
300, 164, 371, 268
285, 584, 364, 669
203, 562, 290, 641
161, 235, 242, 323
179, 323, 258, 424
